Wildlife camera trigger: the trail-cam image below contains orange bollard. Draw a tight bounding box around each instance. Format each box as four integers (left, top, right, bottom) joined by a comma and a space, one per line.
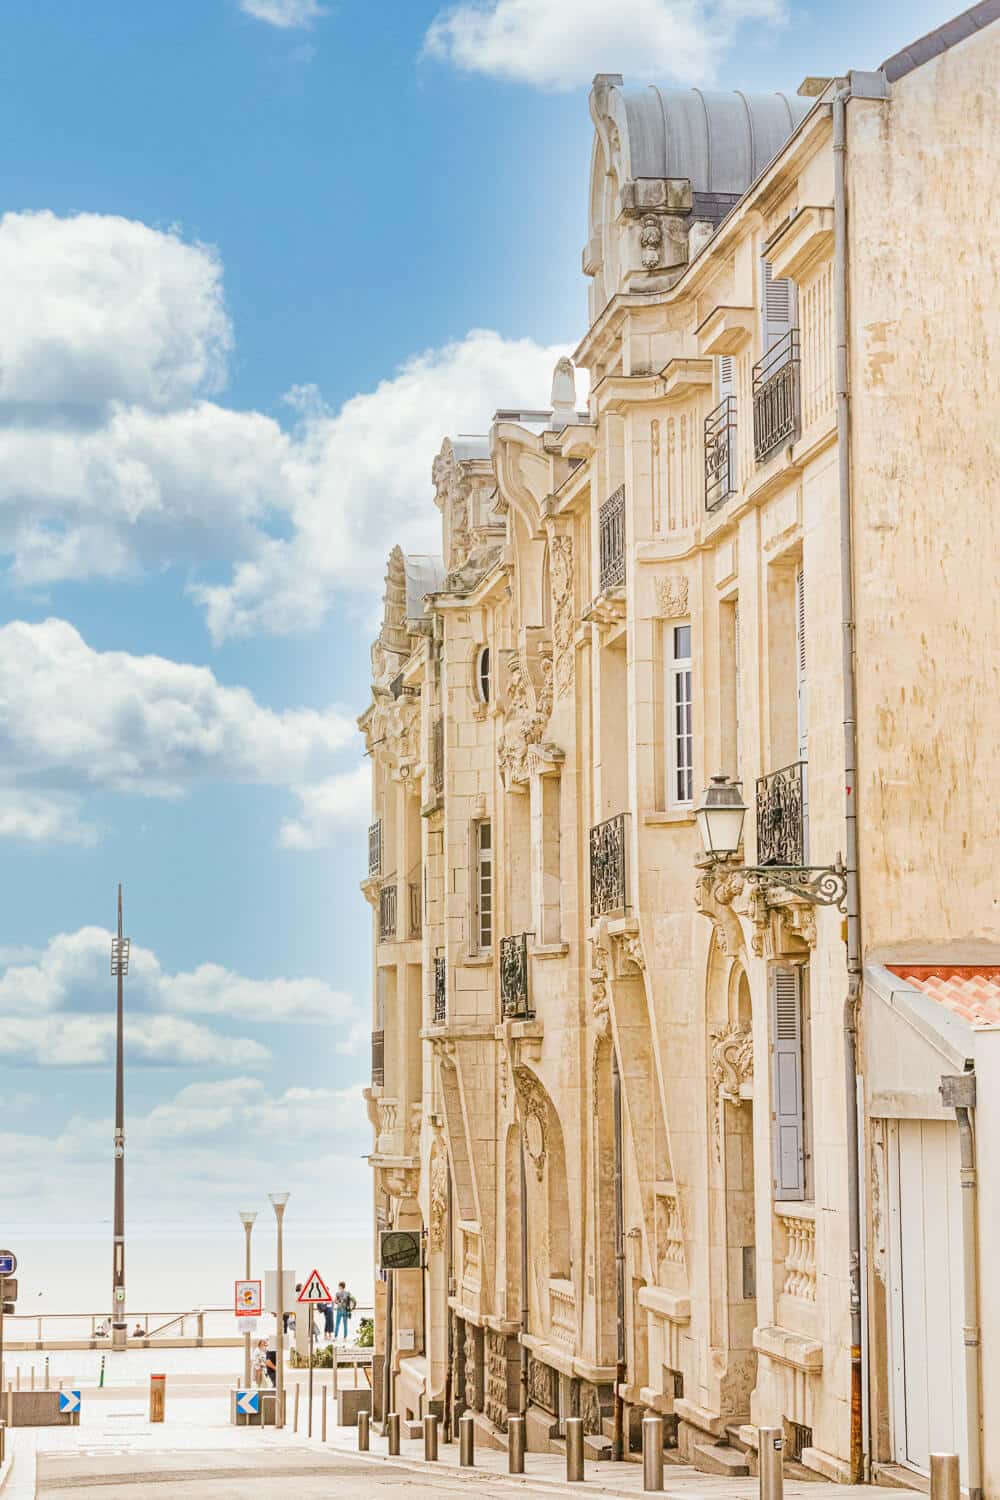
149, 1373, 166, 1423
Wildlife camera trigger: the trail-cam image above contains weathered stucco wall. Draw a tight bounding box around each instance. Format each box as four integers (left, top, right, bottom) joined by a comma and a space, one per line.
849, 27, 1000, 955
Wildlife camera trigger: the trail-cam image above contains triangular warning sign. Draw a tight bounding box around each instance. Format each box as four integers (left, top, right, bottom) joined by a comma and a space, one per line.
297, 1268, 331, 1303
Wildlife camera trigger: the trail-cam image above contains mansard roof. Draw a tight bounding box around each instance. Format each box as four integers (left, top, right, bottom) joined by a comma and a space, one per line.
595, 81, 812, 197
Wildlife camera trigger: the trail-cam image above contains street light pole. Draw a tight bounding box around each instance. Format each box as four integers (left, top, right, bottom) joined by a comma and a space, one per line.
269, 1193, 289, 1428
239, 1211, 257, 1389
110, 885, 130, 1349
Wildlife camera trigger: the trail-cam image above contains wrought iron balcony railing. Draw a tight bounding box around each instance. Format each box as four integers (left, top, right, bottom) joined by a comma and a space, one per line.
590, 813, 629, 921
371, 1029, 384, 1087
433, 955, 447, 1025
409, 882, 422, 939
368, 820, 382, 878
599, 485, 626, 593
432, 718, 444, 794
756, 760, 808, 867
753, 329, 800, 462
500, 933, 532, 1019
705, 395, 737, 512
379, 883, 397, 942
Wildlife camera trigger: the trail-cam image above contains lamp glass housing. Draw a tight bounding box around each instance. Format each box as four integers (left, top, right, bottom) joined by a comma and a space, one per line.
268, 1192, 290, 1210
695, 775, 747, 858
239, 1211, 257, 1227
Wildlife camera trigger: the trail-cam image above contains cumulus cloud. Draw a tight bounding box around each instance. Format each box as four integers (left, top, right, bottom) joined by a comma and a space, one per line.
0, 209, 574, 637
423, 0, 785, 90
278, 763, 371, 848
0, 927, 363, 1045
0, 618, 364, 846
239, 0, 326, 26
0, 1014, 268, 1068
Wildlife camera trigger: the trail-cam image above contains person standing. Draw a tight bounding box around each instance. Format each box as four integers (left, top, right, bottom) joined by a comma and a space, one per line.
319, 1299, 334, 1338
252, 1339, 269, 1387
333, 1282, 356, 1342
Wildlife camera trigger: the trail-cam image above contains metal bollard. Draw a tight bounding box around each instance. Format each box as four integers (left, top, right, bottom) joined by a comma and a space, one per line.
929, 1454, 961, 1500
459, 1411, 475, 1467
321, 1385, 327, 1443
508, 1414, 526, 1473
758, 1426, 784, 1500
566, 1416, 585, 1482
643, 1413, 664, 1492
387, 1411, 400, 1456
424, 1412, 439, 1461
358, 1410, 370, 1451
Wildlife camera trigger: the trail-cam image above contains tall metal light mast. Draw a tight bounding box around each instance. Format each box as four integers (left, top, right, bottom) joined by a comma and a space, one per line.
110, 885, 130, 1344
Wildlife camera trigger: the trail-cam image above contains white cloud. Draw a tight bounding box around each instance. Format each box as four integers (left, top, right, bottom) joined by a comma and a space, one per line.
0, 210, 576, 638
0, 618, 364, 846
423, 0, 785, 90
0, 211, 230, 415
0, 1014, 268, 1068
279, 763, 371, 848
0, 927, 363, 1043
239, 0, 326, 26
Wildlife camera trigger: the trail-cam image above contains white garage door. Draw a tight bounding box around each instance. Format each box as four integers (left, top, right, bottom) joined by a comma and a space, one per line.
887, 1119, 968, 1479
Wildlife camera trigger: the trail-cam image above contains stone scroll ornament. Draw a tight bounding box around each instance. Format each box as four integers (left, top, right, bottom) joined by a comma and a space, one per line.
550, 533, 575, 699
709, 1021, 754, 1158
513, 1065, 548, 1181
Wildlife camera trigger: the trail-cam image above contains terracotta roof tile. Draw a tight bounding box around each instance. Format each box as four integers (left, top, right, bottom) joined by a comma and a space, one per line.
887, 965, 1000, 1028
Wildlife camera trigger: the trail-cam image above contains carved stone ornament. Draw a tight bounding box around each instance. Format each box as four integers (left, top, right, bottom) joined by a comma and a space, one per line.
513, 1065, 548, 1181
640, 214, 663, 270
710, 1021, 754, 1157
432, 444, 472, 575
370, 694, 419, 769
580, 1382, 603, 1436
429, 1146, 448, 1251
498, 651, 555, 788
590, 943, 611, 1033
527, 1355, 558, 1415
381, 1165, 419, 1202
654, 573, 689, 619
550, 533, 575, 700
694, 864, 746, 957
613, 931, 646, 975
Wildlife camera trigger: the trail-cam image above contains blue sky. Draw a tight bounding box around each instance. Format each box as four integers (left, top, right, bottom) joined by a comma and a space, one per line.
0, 0, 963, 1310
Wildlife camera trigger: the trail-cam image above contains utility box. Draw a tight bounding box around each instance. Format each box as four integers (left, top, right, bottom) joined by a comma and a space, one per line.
337, 1388, 372, 1427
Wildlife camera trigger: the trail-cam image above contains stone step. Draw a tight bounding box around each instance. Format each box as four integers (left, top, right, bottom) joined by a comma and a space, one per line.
692, 1441, 751, 1477
726, 1423, 754, 1455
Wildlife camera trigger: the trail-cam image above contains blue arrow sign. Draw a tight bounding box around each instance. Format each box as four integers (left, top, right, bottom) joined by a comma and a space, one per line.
0, 1253, 16, 1276
236, 1390, 259, 1416
59, 1390, 81, 1414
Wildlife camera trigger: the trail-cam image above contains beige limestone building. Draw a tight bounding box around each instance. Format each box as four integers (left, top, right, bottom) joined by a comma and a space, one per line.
360, 5, 1000, 1494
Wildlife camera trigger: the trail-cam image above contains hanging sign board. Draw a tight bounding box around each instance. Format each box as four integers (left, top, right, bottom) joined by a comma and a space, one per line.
379, 1230, 422, 1271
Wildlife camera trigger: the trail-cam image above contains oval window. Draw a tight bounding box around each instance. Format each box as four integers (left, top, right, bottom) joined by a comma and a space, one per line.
475, 646, 491, 704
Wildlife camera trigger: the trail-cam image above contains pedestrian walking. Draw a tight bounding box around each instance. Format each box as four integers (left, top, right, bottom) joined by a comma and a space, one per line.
333, 1282, 356, 1342
264, 1341, 277, 1387
319, 1299, 334, 1338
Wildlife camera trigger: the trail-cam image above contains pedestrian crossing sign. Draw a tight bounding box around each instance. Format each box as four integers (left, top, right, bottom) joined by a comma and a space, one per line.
297, 1268, 331, 1303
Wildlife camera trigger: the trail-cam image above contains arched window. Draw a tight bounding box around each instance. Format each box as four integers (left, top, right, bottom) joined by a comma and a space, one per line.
475, 646, 491, 704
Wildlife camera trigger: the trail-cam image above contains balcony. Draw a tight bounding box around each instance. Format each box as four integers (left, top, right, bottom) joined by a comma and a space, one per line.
704, 395, 737, 512
756, 760, 808, 866
371, 1029, 384, 1087
433, 955, 447, 1025
409, 882, 422, 939
432, 718, 444, 795
590, 813, 628, 921
368, 820, 382, 878
379, 883, 397, 942
500, 933, 532, 1020
598, 485, 626, 593
753, 329, 800, 462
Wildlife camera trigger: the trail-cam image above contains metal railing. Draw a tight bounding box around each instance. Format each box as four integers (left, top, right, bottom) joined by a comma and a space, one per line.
379, 884, 397, 942
371, 1029, 385, 1086
500, 933, 532, 1019
705, 395, 737, 511
433, 955, 447, 1025
368, 820, 382, 878
590, 813, 629, 920
756, 760, 808, 866
432, 718, 444, 794
753, 329, 800, 462
409, 882, 422, 939
599, 485, 626, 592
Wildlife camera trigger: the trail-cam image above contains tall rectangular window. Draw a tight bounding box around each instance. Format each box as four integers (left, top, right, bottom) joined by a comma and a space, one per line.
475, 821, 493, 951
667, 624, 694, 805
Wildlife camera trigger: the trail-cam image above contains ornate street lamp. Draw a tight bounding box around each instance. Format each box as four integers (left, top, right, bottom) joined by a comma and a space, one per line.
239, 1211, 257, 1389
695, 773, 847, 910
269, 1193, 289, 1428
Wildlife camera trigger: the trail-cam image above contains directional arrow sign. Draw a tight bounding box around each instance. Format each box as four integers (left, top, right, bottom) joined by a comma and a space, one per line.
236, 1389, 260, 1416
0, 1252, 16, 1277
297, 1268, 331, 1303
59, 1391, 81, 1414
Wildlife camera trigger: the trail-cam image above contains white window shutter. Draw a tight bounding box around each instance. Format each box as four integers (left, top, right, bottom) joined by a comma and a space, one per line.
718, 356, 735, 399
761, 258, 795, 354
771, 964, 805, 1201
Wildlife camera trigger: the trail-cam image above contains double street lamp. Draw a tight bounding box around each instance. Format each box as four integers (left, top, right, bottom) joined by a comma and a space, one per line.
269, 1192, 290, 1429
238, 1211, 257, 1389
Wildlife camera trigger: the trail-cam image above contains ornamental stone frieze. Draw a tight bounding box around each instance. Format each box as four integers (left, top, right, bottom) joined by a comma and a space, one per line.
498, 650, 555, 787
513, 1065, 548, 1181
549, 532, 576, 700
653, 573, 689, 619
429, 1145, 448, 1250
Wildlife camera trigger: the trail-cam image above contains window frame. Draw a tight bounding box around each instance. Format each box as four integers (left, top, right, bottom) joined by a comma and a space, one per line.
474, 645, 491, 705
666, 622, 694, 807
473, 819, 493, 953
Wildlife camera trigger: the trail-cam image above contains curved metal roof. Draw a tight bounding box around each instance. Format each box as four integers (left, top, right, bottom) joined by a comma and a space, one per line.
618, 87, 813, 194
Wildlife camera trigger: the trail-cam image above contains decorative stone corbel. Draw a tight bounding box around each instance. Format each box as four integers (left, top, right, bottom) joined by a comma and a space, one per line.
710, 1021, 754, 1158
694, 863, 746, 956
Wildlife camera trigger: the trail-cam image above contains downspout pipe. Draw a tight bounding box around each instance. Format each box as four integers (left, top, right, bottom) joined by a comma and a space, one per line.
832, 81, 865, 1486
941, 1073, 983, 1500
611, 1050, 626, 1462
519, 1125, 529, 1416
